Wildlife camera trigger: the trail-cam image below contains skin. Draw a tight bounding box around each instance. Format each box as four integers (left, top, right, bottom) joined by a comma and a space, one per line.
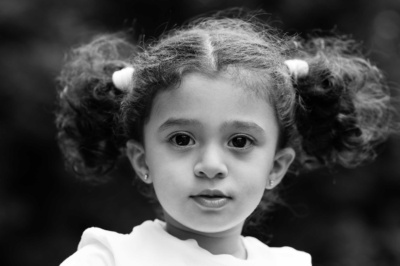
127, 72, 295, 259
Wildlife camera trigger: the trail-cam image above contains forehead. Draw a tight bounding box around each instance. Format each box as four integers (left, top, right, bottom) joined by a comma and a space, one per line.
156, 73, 259, 107
147, 72, 278, 132
222, 67, 274, 102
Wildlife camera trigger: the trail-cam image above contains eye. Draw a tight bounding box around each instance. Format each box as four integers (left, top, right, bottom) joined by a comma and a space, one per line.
169, 133, 195, 146
228, 135, 254, 149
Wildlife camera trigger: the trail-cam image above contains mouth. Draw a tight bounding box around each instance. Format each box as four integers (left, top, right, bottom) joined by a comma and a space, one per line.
190, 189, 232, 209
192, 189, 231, 198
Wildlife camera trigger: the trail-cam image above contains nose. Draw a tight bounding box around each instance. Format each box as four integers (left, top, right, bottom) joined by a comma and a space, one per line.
194, 144, 228, 179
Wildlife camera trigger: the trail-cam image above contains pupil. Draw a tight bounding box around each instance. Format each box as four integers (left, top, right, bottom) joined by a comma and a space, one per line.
232, 137, 246, 147
176, 135, 190, 146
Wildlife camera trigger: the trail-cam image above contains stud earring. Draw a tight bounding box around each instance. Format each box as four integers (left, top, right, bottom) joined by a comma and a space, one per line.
266, 179, 274, 189
144, 174, 149, 181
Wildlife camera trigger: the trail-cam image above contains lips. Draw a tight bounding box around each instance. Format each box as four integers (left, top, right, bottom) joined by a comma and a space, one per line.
190, 189, 231, 208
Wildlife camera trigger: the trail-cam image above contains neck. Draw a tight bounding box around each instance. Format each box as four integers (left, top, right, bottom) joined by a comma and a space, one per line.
164, 215, 247, 259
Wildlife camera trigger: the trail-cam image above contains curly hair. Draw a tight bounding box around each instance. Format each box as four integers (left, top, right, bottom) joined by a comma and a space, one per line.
55, 12, 394, 223
293, 37, 392, 169
56, 34, 137, 181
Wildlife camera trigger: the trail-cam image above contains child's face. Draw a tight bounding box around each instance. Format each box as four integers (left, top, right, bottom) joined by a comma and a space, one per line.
128, 72, 294, 234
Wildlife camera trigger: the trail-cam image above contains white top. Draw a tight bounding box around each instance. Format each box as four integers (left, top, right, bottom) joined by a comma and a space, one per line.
60, 219, 312, 266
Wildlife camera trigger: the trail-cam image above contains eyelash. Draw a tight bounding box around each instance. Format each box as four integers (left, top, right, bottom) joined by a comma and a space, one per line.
167, 133, 255, 150
168, 132, 195, 147
228, 135, 255, 149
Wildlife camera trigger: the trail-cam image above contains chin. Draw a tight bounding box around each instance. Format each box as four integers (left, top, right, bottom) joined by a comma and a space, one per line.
183, 217, 243, 234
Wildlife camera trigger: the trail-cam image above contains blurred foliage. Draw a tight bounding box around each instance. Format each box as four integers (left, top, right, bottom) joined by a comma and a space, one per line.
0, 0, 400, 265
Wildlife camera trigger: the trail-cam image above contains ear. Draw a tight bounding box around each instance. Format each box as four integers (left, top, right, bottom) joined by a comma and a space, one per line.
126, 139, 152, 184
267, 147, 295, 189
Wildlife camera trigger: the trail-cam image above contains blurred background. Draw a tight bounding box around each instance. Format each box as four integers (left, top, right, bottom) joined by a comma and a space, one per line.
1, 0, 400, 265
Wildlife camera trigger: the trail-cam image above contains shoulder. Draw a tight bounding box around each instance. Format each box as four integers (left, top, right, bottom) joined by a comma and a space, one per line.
60, 227, 126, 266
243, 236, 312, 266
78, 219, 162, 248
60, 220, 160, 266
269, 246, 312, 265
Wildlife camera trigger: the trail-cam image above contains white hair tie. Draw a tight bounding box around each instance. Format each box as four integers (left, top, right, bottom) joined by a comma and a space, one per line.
284, 59, 309, 80
112, 67, 134, 91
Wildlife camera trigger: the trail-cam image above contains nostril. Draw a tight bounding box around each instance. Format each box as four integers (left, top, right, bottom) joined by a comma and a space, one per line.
195, 170, 205, 177
193, 152, 228, 179
195, 169, 226, 179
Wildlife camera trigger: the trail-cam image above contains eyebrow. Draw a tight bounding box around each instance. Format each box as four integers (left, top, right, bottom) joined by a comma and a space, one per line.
158, 118, 203, 132
158, 118, 265, 135
222, 120, 265, 135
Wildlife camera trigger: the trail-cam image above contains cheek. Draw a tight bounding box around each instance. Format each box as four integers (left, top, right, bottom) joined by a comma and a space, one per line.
146, 150, 194, 196
235, 151, 273, 178
149, 163, 193, 216
233, 153, 273, 195
241, 172, 268, 196
232, 170, 268, 218
147, 150, 191, 177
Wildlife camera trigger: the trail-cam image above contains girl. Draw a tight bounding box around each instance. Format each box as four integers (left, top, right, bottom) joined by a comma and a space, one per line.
57, 11, 393, 266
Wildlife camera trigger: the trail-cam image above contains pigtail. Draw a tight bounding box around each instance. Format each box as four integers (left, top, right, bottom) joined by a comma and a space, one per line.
291, 37, 392, 169
56, 34, 137, 181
